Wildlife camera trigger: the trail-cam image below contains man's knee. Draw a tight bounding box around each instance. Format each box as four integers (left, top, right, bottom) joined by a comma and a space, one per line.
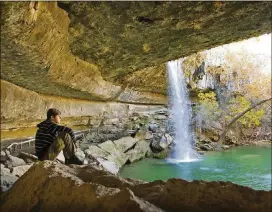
58, 132, 72, 142
57, 132, 75, 152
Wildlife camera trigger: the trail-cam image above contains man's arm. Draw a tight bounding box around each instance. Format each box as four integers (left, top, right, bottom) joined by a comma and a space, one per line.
49, 124, 76, 143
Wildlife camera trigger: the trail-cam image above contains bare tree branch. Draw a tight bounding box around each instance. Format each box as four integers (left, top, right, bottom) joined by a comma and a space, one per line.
217, 97, 272, 146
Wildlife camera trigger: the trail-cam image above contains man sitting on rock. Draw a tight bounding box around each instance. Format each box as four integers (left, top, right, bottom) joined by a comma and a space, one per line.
35, 108, 83, 165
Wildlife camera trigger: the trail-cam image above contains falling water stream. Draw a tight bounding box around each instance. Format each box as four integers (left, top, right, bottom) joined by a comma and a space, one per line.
166, 60, 200, 162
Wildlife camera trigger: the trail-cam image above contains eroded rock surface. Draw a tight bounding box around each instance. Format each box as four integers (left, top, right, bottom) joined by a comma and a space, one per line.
1, 2, 271, 104
1, 2, 271, 131
1, 161, 271, 212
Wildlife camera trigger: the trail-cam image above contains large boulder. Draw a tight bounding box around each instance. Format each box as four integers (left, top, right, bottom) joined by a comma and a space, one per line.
126, 141, 151, 163
85, 142, 129, 169
150, 133, 173, 152
147, 148, 171, 159
96, 158, 119, 174
98, 140, 129, 168
1, 164, 18, 192
4, 155, 26, 168
85, 145, 110, 159
1, 161, 271, 212
113, 137, 137, 153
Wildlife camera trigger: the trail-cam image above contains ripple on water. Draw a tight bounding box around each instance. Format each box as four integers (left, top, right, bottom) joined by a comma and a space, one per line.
200, 167, 210, 171
167, 158, 202, 164
214, 168, 224, 172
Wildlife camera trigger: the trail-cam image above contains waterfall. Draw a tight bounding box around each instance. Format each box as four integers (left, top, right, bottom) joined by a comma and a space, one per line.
167, 59, 200, 162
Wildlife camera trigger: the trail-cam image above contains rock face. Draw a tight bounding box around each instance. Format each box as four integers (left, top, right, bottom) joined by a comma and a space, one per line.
1, 2, 271, 104
1, 2, 271, 130
1, 79, 167, 130
1, 161, 271, 212
10, 164, 33, 177
67, 2, 271, 80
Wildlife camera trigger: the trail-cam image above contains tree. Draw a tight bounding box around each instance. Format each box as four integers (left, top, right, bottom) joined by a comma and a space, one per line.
218, 97, 271, 146
226, 96, 265, 128
194, 91, 221, 133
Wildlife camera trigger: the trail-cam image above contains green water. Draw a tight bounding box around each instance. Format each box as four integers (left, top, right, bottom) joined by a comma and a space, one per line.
119, 146, 271, 191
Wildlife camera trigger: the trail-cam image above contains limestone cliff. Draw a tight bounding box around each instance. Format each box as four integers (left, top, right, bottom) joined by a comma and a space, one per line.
1, 80, 165, 130
1, 1, 271, 128
1, 2, 271, 102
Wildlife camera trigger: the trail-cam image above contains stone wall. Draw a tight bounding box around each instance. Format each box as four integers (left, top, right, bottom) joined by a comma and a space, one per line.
1, 80, 166, 130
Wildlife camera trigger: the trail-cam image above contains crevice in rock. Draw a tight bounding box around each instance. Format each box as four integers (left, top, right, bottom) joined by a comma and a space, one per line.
124, 141, 138, 154
57, 2, 71, 15
136, 16, 154, 24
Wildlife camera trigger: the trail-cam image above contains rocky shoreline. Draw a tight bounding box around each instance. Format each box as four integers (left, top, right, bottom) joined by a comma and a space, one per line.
1, 160, 271, 212
1, 107, 271, 193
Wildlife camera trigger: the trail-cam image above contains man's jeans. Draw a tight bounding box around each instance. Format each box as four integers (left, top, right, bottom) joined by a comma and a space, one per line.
41, 132, 76, 161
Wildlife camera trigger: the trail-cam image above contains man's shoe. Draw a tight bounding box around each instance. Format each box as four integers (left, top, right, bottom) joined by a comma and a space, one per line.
65, 155, 83, 165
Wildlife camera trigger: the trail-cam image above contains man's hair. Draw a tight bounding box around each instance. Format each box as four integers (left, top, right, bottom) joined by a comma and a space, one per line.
47, 108, 61, 120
